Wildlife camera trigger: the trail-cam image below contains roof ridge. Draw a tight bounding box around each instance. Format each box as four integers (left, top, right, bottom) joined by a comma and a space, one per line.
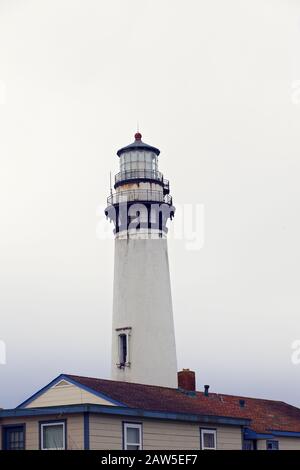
64, 374, 179, 391
65, 374, 292, 405
196, 390, 288, 404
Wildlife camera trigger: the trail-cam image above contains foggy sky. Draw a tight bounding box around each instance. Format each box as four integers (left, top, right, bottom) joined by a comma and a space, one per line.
1, 0, 300, 408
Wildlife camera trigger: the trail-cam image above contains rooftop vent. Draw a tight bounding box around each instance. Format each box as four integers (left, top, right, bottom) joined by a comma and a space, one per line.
204, 385, 210, 397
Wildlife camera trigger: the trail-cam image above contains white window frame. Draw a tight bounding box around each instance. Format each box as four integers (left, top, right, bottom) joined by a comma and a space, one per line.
200, 428, 217, 450
40, 421, 66, 450
123, 422, 142, 450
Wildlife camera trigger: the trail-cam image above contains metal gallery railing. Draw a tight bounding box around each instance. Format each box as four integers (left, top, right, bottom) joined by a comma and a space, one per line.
107, 189, 173, 206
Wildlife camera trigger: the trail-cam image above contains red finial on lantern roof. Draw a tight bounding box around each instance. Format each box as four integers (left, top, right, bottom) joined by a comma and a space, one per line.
134, 132, 142, 141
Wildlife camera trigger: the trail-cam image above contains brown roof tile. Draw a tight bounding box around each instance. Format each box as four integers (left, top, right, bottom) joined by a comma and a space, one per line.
66, 375, 300, 434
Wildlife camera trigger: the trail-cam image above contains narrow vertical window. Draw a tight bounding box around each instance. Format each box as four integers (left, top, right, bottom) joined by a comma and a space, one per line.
119, 333, 127, 367
116, 327, 131, 368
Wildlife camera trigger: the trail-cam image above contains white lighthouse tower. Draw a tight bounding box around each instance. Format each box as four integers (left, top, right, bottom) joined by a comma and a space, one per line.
105, 132, 177, 388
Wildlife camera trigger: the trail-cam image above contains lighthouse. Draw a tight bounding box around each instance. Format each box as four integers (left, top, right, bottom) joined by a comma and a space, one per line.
105, 132, 177, 388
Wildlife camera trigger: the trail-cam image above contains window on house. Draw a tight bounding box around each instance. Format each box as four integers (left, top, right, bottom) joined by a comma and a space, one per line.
40, 421, 66, 450
200, 429, 217, 450
123, 423, 142, 450
243, 439, 256, 450
266, 440, 279, 450
118, 333, 127, 367
3, 425, 25, 450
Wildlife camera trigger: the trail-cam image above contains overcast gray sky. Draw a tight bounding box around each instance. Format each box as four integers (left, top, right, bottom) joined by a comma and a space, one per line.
1, 0, 300, 408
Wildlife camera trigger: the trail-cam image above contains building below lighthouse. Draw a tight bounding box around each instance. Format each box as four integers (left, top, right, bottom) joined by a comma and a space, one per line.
105, 132, 178, 388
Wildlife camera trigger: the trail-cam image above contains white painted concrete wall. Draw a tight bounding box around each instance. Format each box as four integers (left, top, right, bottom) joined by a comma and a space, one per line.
111, 237, 178, 388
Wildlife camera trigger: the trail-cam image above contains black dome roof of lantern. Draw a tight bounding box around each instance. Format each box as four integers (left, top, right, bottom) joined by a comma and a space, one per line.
117, 132, 160, 157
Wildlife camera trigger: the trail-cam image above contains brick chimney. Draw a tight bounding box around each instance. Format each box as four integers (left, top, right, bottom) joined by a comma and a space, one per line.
177, 369, 196, 392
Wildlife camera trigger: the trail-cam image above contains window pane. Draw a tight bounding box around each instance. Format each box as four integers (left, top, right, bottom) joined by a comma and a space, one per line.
152, 155, 157, 170
43, 425, 64, 449
9, 430, 24, 450
136, 160, 144, 170
243, 440, 254, 450
203, 432, 215, 448
127, 427, 140, 443
4, 427, 25, 450
119, 334, 127, 365
267, 440, 279, 450
124, 160, 131, 171
127, 444, 140, 450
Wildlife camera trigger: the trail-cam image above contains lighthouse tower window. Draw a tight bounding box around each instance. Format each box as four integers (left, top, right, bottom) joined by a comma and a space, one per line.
118, 333, 127, 367
116, 327, 131, 368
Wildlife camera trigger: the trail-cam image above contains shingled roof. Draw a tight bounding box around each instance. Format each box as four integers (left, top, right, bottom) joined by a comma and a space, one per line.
65, 374, 300, 434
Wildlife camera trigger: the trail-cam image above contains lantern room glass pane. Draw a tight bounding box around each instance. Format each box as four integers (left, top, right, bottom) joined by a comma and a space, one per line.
152, 154, 157, 171
119, 151, 158, 176
131, 152, 137, 162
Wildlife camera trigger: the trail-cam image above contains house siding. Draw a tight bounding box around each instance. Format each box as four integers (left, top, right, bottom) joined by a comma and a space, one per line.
89, 414, 243, 450
257, 437, 300, 450
277, 437, 300, 450
0, 414, 84, 450
25, 382, 115, 408
89, 414, 122, 450
2, 412, 300, 450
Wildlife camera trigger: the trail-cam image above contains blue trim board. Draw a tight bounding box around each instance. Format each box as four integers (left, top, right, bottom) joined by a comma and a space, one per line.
243, 427, 300, 440
83, 412, 90, 450
17, 374, 125, 408
244, 428, 274, 440
267, 430, 300, 438
0, 403, 250, 427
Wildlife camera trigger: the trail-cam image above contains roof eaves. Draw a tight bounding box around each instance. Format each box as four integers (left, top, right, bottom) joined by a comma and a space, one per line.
0, 403, 250, 427
244, 427, 274, 440
267, 430, 300, 438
